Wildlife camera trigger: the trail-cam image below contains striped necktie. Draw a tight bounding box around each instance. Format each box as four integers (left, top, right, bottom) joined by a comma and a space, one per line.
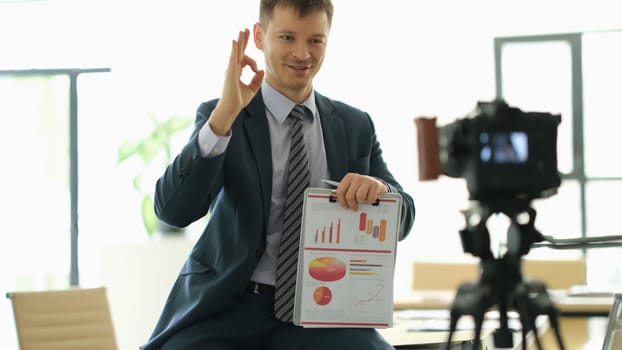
274, 104, 310, 322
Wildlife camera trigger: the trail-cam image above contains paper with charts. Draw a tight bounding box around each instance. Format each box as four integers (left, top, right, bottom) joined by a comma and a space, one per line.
293, 187, 402, 328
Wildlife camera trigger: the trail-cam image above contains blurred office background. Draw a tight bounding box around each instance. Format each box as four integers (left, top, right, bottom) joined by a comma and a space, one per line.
1, 0, 621, 349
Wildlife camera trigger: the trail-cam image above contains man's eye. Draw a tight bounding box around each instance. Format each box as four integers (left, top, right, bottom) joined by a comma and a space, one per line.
280, 35, 294, 41
310, 39, 324, 45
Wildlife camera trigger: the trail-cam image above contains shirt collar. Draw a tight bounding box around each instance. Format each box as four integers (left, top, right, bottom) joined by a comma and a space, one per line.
261, 80, 317, 124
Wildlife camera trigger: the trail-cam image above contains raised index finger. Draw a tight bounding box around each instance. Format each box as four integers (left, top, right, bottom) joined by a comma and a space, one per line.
237, 29, 250, 63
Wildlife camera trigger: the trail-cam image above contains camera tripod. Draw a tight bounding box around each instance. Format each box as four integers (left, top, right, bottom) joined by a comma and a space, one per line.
444, 197, 565, 350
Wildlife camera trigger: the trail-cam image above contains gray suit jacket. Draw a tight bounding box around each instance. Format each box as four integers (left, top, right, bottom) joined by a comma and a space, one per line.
140, 91, 415, 350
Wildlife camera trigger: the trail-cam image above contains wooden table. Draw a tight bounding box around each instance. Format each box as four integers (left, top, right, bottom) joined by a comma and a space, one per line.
380, 291, 614, 349
393, 290, 614, 315
381, 314, 608, 349
537, 316, 609, 349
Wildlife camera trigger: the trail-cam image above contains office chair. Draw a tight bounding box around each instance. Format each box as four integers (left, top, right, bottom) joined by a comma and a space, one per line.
6, 286, 118, 350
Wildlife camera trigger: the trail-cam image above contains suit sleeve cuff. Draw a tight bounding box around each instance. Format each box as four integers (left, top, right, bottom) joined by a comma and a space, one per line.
198, 122, 231, 158
374, 177, 392, 193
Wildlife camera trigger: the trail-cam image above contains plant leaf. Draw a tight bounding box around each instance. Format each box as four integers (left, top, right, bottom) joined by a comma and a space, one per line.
141, 195, 158, 235
117, 140, 143, 163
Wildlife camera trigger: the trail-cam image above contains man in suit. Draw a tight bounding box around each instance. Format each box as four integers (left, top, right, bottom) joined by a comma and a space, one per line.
141, 1, 415, 349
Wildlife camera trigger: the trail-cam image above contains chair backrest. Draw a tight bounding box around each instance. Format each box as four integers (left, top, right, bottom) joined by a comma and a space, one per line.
412, 258, 587, 291
7, 287, 118, 350
412, 261, 480, 290
522, 258, 586, 289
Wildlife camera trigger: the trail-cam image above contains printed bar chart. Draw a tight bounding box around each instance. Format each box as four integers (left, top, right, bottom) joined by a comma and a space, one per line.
360, 213, 387, 242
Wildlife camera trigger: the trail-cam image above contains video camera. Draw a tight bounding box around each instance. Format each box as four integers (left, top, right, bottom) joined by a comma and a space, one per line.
415, 99, 566, 349
415, 99, 561, 201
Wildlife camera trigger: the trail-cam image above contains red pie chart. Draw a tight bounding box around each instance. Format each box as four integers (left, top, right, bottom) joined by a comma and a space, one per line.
313, 286, 333, 306
308, 256, 346, 282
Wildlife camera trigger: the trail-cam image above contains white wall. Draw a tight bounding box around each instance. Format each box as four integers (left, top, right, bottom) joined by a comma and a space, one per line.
100, 235, 197, 350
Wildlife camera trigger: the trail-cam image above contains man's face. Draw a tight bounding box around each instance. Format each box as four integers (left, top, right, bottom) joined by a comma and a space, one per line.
254, 5, 329, 102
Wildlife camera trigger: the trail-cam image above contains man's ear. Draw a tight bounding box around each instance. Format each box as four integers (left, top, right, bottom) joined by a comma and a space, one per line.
253, 22, 264, 51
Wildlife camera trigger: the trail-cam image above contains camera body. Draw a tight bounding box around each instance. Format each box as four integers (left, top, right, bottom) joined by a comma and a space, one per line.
437, 99, 561, 201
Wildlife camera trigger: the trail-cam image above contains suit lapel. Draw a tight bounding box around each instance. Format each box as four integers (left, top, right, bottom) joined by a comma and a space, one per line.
316, 94, 348, 181
242, 92, 273, 220
240, 92, 348, 219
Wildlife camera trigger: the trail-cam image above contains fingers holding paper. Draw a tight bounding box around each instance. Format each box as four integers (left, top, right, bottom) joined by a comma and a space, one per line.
334, 173, 388, 211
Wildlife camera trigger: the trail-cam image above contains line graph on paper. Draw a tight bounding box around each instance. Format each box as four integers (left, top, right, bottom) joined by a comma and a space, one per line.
352, 283, 387, 308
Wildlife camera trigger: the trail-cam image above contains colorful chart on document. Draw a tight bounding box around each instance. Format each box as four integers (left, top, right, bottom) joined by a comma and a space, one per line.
293, 188, 402, 328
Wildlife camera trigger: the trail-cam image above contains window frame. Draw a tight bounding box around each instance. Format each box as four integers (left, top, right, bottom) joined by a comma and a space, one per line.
494, 33, 588, 237
0, 67, 110, 286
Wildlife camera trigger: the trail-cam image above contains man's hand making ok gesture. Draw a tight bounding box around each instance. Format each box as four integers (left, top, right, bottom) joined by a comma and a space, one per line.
208, 29, 265, 136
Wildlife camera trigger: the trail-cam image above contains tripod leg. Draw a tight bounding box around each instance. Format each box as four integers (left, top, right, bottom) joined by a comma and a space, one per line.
516, 315, 542, 350
548, 313, 565, 350
444, 312, 460, 350
526, 315, 542, 350
472, 314, 485, 350
494, 302, 515, 348
532, 324, 544, 350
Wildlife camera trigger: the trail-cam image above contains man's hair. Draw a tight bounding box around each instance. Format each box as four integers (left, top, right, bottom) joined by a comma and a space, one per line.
259, 0, 333, 28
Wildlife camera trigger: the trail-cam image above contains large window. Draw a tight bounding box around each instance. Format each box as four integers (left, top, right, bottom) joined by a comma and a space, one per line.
495, 30, 622, 286
0, 74, 72, 350
0, 75, 71, 289
0, 69, 113, 349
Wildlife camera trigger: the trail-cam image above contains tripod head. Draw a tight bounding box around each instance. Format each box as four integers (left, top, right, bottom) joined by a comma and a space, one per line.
459, 197, 543, 261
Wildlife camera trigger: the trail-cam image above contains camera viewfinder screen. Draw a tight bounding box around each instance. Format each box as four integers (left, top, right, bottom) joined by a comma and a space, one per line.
479, 132, 528, 164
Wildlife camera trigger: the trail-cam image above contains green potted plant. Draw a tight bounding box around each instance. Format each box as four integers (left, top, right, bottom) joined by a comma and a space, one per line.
117, 114, 193, 236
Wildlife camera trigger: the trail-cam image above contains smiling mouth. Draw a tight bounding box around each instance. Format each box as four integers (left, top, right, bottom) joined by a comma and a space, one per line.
287, 64, 310, 71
